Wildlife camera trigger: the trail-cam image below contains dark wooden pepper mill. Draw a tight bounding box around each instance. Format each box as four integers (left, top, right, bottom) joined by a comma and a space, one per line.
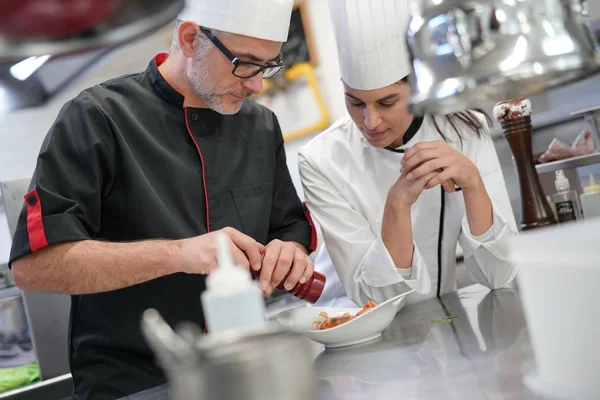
494, 98, 556, 231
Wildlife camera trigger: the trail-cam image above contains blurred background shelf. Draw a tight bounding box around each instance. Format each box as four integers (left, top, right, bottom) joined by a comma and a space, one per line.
535, 152, 600, 174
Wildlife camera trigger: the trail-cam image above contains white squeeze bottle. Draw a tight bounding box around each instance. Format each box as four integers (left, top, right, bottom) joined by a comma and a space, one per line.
201, 233, 266, 334
552, 169, 583, 223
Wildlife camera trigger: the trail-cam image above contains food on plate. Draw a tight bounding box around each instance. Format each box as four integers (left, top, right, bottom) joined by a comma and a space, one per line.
311, 301, 377, 330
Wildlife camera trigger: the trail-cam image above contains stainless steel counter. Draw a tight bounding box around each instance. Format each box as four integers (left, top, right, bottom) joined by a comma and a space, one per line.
124, 284, 540, 400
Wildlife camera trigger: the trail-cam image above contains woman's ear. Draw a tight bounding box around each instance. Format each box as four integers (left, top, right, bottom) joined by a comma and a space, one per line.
178, 21, 199, 58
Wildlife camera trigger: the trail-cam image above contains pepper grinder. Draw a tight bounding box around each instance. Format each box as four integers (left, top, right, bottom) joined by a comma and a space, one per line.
494, 98, 556, 231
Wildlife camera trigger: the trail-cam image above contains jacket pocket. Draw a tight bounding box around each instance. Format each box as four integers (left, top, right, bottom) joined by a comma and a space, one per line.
231, 182, 273, 243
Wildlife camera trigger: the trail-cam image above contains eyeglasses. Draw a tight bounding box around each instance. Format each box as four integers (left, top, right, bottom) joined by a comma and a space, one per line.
200, 28, 284, 79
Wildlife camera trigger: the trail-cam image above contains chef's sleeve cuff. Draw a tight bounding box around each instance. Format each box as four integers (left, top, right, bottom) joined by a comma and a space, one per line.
460, 201, 511, 260
9, 213, 91, 268
397, 267, 413, 279
356, 237, 431, 295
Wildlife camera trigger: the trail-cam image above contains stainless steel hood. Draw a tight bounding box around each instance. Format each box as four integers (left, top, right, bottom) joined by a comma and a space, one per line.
406, 0, 600, 115
0, 0, 184, 64
0, 0, 184, 113
0, 49, 111, 113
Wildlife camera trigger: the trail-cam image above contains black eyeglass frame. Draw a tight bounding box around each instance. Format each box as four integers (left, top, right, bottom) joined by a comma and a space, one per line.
200, 27, 284, 79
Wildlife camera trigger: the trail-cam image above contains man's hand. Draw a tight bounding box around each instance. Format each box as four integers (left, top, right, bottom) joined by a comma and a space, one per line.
178, 227, 264, 275
257, 240, 314, 295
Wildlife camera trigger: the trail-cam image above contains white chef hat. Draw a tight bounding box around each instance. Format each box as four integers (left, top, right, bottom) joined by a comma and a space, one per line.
178, 0, 294, 42
328, 0, 413, 90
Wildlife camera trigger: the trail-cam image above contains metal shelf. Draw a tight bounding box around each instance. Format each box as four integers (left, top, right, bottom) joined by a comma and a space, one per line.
570, 104, 600, 116
535, 152, 600, 174
0, 285, 21, 300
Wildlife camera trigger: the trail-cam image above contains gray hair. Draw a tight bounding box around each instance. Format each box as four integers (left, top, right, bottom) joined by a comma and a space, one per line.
170, 19, 229, 57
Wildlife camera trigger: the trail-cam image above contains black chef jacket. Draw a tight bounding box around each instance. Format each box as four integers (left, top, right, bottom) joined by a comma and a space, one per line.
9, 53, 317, 400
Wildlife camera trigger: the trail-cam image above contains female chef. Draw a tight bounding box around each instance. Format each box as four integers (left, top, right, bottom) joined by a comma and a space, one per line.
298, 0, 518, 307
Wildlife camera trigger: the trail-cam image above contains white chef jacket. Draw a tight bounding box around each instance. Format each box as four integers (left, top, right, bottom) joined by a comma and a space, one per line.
298, 114, 518, 307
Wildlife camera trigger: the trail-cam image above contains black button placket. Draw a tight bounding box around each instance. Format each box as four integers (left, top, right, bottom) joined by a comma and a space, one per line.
185, 108, 212, 232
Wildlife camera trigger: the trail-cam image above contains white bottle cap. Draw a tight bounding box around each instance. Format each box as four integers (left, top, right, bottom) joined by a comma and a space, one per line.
554, 169, 571, 192
206, 233, 252, 293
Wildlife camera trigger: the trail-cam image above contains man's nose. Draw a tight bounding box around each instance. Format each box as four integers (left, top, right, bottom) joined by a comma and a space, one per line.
242, 73, 264, 95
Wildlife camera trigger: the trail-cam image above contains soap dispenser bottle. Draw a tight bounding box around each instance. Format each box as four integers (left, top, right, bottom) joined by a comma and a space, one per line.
201, 233, 266, 334
580, 174, 600, 220
552, 169, 582, 223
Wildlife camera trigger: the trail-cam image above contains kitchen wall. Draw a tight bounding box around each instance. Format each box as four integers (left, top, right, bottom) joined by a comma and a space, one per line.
254, 0, 345, 198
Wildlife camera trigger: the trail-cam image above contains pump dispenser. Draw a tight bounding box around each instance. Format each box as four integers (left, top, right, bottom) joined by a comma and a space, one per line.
201, 233, 266, 334
581, 174, 600, 219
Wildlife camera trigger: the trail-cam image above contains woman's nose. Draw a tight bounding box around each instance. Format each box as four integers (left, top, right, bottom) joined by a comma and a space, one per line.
363, 107, 382, 130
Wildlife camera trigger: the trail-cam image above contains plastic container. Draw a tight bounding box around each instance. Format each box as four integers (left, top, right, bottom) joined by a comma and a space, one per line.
552, 169, 582, 222
201, 234, 266, 334
250, 268, 326, 304
580, 174, 600, 220
510, 218, 600, 399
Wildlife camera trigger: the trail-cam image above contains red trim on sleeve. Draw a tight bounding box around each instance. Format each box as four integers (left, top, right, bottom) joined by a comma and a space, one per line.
24, 190, 49, 252
302, 202, 318, 252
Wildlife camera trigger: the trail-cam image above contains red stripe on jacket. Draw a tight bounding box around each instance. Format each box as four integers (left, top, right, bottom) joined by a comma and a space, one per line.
24, 189, 49, 252
302, 202, 318, 252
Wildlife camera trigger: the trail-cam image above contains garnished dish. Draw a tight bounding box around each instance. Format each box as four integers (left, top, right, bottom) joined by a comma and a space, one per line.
311, 301, 377, 330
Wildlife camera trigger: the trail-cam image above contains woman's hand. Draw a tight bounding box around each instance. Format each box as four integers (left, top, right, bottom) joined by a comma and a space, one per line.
387, 169, 440, 209
400, 141, 482, 192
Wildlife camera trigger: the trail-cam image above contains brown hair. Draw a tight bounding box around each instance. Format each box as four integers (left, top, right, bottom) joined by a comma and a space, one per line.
431, 109, 492, 142
400, 76, 491, 142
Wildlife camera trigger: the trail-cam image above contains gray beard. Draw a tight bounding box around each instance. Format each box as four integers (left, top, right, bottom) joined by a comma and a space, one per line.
185, 58, 243, 115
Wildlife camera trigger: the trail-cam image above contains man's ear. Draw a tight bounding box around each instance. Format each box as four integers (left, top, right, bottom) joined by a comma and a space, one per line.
178, 21, 199, 57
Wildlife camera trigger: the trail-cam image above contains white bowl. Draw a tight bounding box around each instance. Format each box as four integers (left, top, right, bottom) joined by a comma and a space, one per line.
276, 290, 414, 348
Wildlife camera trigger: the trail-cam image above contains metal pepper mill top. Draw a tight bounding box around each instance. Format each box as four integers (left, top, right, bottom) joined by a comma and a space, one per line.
494, 98, 557, 231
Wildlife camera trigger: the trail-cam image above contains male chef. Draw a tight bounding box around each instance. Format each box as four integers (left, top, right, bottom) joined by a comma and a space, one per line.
8, 0, 317, 398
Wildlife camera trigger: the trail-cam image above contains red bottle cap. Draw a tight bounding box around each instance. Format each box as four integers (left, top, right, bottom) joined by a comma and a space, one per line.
289, 271, 326, 304
251, 269, 326, 304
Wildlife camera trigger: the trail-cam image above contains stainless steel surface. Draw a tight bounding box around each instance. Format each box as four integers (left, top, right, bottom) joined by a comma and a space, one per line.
0, 286, 21, 301
571, 104, 600, 115
0, 0, 184, 63
0, 178, 71, 380
0, 373, 72, 400
0, 179, 29, 241
142, 313, 317, 400
407, 0, 600, 114
0, 295, 27, 339
127, 284, 543, 400
0, 49, 112, 113
0, 1, 183, 113
535, 151, 600, 174
141, 309, 198, 369
571, 106, 600, 116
